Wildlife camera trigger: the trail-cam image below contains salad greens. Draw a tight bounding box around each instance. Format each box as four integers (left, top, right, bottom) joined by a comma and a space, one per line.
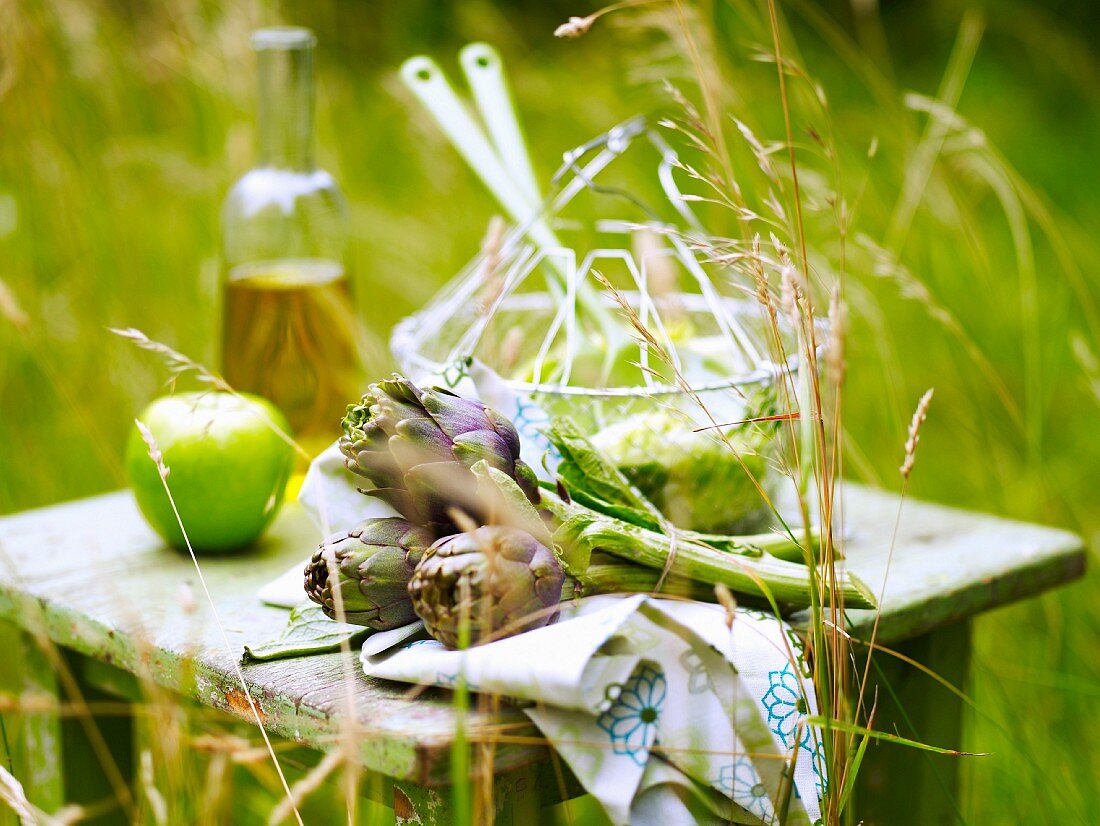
590, 400, 778, 535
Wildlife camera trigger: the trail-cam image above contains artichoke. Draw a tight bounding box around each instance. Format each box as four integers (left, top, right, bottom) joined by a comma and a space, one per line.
339, 375, 540, 533
407, 526, 565, 648
304, 517, 433, 629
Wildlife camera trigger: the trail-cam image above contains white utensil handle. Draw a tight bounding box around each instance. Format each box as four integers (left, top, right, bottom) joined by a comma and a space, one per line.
399, 52, 621, 350
400, 55, 563, 273
459, 43, 542, 205
400, 56, 537, 224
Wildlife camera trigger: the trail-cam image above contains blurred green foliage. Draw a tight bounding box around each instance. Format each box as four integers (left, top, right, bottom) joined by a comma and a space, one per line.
0, 0, 1097, 822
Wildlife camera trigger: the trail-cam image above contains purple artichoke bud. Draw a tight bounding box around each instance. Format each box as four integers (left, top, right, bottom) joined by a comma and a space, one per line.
304, 517, 434, 629
407, 526, 565, 649
339, 375, 540, 532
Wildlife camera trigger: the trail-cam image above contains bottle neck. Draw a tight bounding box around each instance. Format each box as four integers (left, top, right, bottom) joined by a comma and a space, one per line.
255, 43, 314, 170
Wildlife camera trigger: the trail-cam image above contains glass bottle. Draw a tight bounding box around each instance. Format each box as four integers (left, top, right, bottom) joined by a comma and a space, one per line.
221, 26, 367, 461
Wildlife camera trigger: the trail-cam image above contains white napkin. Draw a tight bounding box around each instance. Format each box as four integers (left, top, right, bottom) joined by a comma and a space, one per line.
256, 563, 311, 608
363, 594, 825, 826
258, 442, 402, 607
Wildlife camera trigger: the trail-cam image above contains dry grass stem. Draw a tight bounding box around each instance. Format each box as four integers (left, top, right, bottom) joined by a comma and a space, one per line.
268, 749, 344, 826
476, 215, 508, 314
112, 327, 310, 461
498, 326, 524, 375
779, 263, 802, 333
827, 288, 846, 388
140, 750, 169, 825
713, 583, 737, 630
110, 327, 230, 392
554, 16, 593, 39
448, 507, 481, 535
0, 764, 41, 825
692, 411, 801, 432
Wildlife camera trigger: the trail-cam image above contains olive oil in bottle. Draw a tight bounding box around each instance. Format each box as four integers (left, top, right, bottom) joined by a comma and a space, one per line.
220, 28, 366, 460
222, 258, 367, 457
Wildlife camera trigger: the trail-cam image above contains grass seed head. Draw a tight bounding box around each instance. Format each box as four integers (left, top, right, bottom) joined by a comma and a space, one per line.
900, 389, 934, 479
554, 15, 594, 38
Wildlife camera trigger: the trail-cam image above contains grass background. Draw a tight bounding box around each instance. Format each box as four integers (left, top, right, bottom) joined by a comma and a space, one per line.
0, 0, 1097, 822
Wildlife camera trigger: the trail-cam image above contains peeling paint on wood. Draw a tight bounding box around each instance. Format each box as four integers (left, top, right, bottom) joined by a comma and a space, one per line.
224, 688, 264, 722
393, 787, 417, 823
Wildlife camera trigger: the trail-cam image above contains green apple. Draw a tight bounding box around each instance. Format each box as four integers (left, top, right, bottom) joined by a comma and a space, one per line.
126, 391, 295, 553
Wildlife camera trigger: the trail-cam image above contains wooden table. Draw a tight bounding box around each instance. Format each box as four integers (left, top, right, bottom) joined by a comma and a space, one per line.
0, 486, 1085, 824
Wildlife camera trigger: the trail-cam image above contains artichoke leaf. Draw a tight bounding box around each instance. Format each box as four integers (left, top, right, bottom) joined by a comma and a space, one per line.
556, 484, 662, 531
242, 602, 370, 663
545, 417, 664, 523
549, 513, 595, 576
471, 460, 555, 549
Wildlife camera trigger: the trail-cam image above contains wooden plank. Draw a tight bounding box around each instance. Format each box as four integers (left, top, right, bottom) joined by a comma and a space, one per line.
392, 763, 541, 825
791, 486, 1085, 641
0, 486, 1084, 788
0, 493, 544, 787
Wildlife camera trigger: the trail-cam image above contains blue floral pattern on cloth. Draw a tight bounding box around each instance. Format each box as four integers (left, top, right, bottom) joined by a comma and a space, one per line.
760, 660, 828, 801
434, 671, 479, 692
716, 756, 773, 821
510, 397, 560, 466
596, 665, 667, 766
798, 725, 828, 797
761, 661, 809, 748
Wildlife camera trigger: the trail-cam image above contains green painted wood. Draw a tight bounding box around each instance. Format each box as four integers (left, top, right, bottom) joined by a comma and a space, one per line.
494, 763, 543, 824
56, 660, 134, 826
0, 623, 64, 821
0, 484, 1085, 794
393, 763, 540, 825
853, 622, 972, 824
78, 656, 142, 703
77, 656, 574, 821
392, 781, 449, 825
